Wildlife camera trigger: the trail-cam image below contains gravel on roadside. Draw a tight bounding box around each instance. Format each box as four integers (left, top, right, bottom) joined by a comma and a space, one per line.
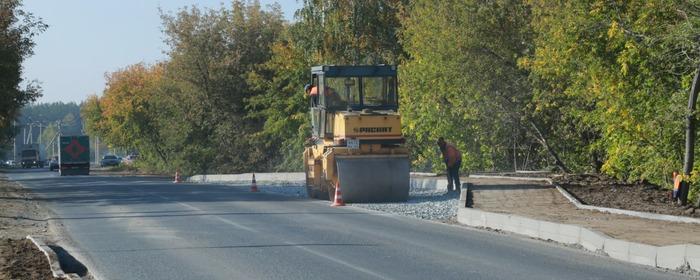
258, 185, 460, 222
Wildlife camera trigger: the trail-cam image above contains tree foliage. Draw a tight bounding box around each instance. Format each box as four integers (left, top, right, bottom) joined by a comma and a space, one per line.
81, 0, 700, 202
523, 0, 700, 186
400, 0, 540, 172
82, 1, 285, 174
0, 0, 46, 145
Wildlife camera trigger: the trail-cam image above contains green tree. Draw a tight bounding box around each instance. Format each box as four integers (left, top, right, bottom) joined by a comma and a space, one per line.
158, 0, 285, 174
246, 26, 312, 171
295, 0, 406, 64
0, 0, 46, 145
400, 0, 549, 172
523, 0, 700, 186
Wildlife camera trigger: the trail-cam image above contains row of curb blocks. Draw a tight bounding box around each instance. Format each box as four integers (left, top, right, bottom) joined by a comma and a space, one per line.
188, 172, 450, 191
470, 174, 700, 225
25, 235, 81, 280
188, 173, 305, 186
456, 205, 700, 271
554, 185, 700, 225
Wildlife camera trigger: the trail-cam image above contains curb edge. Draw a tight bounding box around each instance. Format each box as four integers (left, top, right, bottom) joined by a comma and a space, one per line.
25, 235, 81, 280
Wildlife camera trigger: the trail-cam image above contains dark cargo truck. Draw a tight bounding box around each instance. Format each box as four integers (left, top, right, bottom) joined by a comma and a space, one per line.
20, 144, 42, 168
59, 135, 90, 176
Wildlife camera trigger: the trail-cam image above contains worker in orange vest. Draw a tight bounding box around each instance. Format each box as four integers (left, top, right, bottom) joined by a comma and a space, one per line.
438, 137, 462, 192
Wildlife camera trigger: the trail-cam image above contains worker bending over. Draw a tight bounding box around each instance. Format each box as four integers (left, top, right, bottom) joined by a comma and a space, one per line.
437, 137, 462, 192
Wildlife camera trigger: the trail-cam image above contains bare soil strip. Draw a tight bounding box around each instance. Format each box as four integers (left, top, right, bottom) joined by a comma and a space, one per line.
554, 174, 699, 218
0, 238, 54, 280
0, 173, 55, 279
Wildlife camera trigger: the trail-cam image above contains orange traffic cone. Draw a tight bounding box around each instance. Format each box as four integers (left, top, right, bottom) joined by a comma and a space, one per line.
173, 169, 182, 183
250, 173, 259, 192
331, 181, 345, 207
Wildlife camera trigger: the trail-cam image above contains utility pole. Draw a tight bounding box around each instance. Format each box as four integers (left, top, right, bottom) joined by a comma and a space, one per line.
26, 123, 35, 145
38, 123, 42, 145
12, 121, 16, 162
513, 135, 517, 172
95, 136, 99, 165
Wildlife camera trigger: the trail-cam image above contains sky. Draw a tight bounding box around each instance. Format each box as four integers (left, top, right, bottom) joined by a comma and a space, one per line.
21, 0, 302, 104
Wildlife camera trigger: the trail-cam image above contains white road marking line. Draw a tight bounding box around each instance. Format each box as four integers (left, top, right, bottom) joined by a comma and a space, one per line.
148, 193, 260, 233
211, 216, 260, 233
147, 190, 387, 279
285, 240, 393, 280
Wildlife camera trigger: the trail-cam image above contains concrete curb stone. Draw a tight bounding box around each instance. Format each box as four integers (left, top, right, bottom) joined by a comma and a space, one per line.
457, 204, 700, 272
537, 220, 560, 241
514, 216, 540, 238
410, 178, 448, 191
604, 238, 631, 262
629, 242, 658, 267
657, 245, 687, 270
556, 224, 581, 244
26, 235, 81, 280
189, 172, 450, 192
579, 228, 606, 252
188, 172, 306, 186
468, 175, 551, 183
687, 244, 700, 271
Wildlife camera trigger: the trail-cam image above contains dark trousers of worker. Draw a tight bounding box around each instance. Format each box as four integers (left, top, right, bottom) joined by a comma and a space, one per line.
447, 159, 461, 192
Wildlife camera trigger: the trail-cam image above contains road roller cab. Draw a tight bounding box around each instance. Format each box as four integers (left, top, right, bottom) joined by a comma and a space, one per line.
304, 65, 410, 202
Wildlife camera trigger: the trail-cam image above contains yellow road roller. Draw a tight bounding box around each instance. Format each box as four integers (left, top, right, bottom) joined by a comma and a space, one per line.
303, 65, 410, 202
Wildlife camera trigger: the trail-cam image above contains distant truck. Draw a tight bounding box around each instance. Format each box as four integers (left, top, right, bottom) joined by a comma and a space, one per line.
20, 144, 42, 168
59, 135, 90, 176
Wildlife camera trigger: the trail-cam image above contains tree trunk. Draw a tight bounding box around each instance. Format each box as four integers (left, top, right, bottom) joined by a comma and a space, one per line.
684, 65, 700, 205
491, 92, 571, 173
529, 121, 571, 173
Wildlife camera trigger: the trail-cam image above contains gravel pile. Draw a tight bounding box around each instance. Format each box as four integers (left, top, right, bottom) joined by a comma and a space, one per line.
258, 184, 460, 222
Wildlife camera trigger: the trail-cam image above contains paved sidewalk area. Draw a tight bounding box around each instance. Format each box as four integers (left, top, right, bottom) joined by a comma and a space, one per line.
468, 177, 700, 246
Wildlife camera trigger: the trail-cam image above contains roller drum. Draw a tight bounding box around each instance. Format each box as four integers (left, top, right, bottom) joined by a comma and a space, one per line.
335, 155, 410, 202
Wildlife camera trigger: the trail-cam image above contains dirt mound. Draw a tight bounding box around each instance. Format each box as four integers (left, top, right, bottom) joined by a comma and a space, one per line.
554, 174, 700, 218
0, 238, 54, 280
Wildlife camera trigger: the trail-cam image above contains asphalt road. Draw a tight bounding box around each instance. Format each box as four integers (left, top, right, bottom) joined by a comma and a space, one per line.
6, 169, 694, 280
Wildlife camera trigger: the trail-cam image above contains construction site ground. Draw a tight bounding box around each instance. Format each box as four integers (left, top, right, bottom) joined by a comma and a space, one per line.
467, 177, 700, 246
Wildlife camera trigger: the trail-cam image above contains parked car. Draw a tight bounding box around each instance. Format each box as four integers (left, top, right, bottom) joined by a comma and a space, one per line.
100, 155, 121, 167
